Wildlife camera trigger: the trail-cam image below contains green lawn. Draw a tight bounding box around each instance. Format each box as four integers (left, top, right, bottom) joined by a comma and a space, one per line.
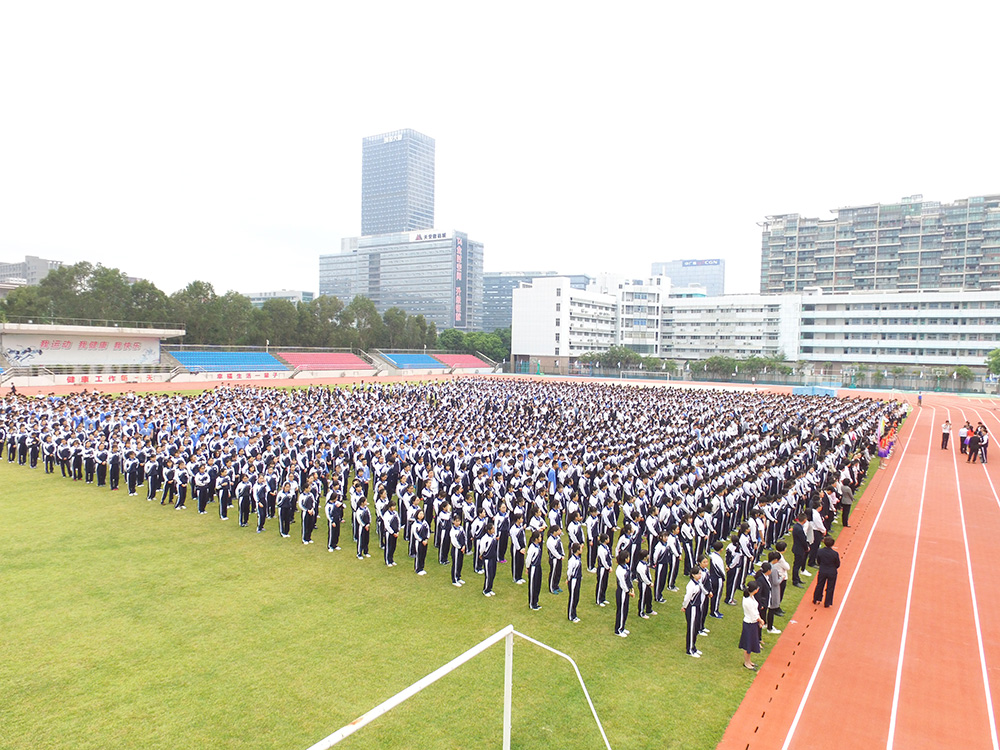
0, 460, 819, 750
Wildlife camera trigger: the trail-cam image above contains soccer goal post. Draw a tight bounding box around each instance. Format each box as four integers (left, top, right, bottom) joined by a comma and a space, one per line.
304, 624, 612, 750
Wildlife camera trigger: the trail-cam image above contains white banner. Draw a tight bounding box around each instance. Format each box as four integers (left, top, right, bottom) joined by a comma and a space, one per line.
2, 333, 161, 365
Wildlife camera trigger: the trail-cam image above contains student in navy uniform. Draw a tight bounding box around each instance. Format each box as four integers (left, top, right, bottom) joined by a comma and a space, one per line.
123, 451, 139, 496
383, 500, 400, 566
216, 466, 232, 519
299, 488, 318, 544
614, 550, 635, 637
356, 497, 372, 559
42, 437, 56, 474
652, 531, 669, 603
526, 530, 544, 610
547, 526, 565, 595
325, 488, 343, 550
595, 533, 612, 607
450, 514, 467, 586
254, 474, 268, 532
436, 501, 452, 565
665, 524, 682, 592
566, 542, 583, 622
724, 533, 743, 605
812, 535, 841, 607
235, 474, 252, 526
412, 507, 429, 574
708, 540, 726, 619
174, 461, 189, 510
635, 549, 655, 619
194, 465, 212, 513
479, 521, 498, 596
95, 444, 109, 487
585, 505, 601, 572
277, 481, 296, 537
790, 514, 809, 587
682, 568, 705, 657
510, 513, 526, 584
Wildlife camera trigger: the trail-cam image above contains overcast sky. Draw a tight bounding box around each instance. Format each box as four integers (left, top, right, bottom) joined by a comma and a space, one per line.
2, 1, 998, 297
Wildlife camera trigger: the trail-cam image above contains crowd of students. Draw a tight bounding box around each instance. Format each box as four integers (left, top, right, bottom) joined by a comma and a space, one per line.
0, 378, 904, 661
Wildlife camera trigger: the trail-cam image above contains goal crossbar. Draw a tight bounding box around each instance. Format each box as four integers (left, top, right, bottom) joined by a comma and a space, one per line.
304, 624, 612, 750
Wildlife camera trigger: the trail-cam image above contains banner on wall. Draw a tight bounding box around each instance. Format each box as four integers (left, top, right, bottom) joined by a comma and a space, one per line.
1, 333, 161, 366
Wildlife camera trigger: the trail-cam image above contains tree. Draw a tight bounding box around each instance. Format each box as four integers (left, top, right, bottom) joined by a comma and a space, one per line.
257, 298, 298, 347
1, 285, 51, 321
424, 322, 437, 349
169, 281, 219, 345
986, 349, 1000, 376
382, 307, 408, 349
437, 328, 465, 351
38, 262, 94, 318
128, 280, 174, 324
954, 365, 975, 383
704, 356, 738, 376
340, 296, 385, 350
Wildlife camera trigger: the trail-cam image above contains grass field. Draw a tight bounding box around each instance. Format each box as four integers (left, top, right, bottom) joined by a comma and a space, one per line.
0, 458, 841, 750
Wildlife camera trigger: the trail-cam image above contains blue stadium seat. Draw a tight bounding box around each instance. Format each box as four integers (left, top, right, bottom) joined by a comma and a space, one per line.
382, 353, 448, 369
169, 351, 289, 373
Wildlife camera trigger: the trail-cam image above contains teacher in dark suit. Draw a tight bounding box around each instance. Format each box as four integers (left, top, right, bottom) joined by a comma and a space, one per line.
813, 536, 841, 607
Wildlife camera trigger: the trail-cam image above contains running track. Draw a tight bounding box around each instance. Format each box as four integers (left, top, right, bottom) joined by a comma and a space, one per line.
720, 391, 1000, 750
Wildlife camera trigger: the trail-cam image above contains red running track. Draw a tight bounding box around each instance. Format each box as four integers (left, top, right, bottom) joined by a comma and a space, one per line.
720, 392, 1000, 750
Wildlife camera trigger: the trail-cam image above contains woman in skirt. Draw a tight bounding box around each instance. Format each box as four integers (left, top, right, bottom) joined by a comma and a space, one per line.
740, 580, 767, 670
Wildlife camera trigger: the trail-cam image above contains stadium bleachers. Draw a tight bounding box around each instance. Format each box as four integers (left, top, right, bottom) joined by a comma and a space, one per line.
433, 354, 490, 369
279, 352, 374, 371
169, 351, 289, 373
381, 353, 447, 369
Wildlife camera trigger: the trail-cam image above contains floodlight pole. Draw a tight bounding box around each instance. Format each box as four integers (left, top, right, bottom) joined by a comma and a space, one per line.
503, 629, 513, 750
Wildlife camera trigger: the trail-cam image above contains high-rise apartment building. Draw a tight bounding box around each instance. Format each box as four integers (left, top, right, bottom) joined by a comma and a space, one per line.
650, 259, 725, 296
361, 129, 435, 235
319, 229, 483, 332
760, 193, 1000, 294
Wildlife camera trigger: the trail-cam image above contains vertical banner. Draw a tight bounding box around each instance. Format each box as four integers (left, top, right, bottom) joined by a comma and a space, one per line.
454, 233, 468, 326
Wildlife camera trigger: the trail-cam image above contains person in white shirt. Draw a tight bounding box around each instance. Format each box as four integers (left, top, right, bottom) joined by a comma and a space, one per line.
941, 420, 951, 450
740, 580, 767, 670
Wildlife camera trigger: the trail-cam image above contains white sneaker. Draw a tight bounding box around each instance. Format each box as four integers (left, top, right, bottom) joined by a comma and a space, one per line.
617, 632, 628, 638
802, 570, 813, 577
453, 582, 462, 587
689, 651, 701, 658
768, 627, 782, 634
417, 570, 427, 576
699, 629, 710, 635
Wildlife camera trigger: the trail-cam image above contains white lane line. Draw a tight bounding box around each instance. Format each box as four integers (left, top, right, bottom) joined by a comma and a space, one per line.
947, 407, 1000, 750
886, 409, 936, 750
780, 406, 926, 750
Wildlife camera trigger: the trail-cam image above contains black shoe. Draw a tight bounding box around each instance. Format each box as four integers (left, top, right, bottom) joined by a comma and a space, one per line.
792, 582, 804, 588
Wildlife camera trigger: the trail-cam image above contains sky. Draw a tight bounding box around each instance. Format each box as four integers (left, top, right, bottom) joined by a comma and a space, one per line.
2, 1, 999, 297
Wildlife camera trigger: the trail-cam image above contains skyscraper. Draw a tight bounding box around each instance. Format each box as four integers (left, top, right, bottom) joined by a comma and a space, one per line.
361, 129, 435, 235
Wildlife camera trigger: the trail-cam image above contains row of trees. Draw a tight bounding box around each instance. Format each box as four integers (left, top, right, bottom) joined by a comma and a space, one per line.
577, 346, 678, 373
0, 262, 510, 354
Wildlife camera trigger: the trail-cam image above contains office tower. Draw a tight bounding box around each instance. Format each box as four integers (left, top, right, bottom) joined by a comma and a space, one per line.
320, 229, 483, 332
361, 129, 435, 235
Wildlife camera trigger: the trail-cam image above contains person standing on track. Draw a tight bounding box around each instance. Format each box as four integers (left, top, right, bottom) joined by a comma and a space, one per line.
941, 420, 951, 450
812, 535, 841, 607
967, 429, 982, 464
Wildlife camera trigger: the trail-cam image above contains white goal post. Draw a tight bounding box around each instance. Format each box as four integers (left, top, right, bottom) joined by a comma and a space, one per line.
304, 624, 612, 750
